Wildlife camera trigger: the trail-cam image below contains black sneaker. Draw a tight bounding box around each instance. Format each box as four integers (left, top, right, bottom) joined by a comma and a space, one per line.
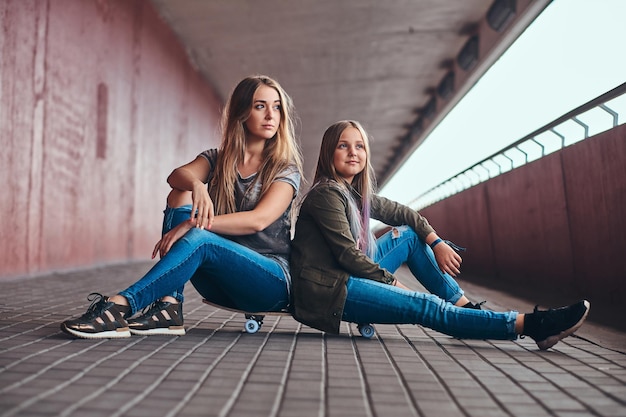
463, 300, 486, 310
522, 300, 590, 350
61, 293, 131, 339
127, 300, 185, 336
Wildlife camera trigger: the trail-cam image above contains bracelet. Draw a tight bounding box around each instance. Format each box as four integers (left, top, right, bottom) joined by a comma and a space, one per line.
429, 238, 443, 249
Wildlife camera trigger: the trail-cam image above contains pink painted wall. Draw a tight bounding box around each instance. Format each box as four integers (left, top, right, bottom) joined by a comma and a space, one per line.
0, 0, 222, 280
421, 124, 626, 310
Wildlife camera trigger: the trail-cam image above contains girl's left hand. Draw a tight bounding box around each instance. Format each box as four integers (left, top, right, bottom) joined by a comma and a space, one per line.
152, 220, 194, 259
433, 242, 462, 277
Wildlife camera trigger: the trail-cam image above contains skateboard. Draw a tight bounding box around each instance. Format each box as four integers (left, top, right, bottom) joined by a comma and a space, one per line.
202, 299, 376, 338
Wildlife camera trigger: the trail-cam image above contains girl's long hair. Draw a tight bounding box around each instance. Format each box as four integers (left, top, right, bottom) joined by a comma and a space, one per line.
313, 120, 377, 257
210, 75, 303, 214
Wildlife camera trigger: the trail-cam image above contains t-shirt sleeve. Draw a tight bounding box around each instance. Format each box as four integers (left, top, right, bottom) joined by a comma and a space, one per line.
198, 149, 218, 183
275, 164, 301, 198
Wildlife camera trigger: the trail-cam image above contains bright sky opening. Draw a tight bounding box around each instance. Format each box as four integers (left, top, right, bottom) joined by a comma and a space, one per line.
379, 0, 626, 205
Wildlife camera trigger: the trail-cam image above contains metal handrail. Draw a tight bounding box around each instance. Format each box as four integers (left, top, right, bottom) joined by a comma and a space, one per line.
409, 82, 626, 210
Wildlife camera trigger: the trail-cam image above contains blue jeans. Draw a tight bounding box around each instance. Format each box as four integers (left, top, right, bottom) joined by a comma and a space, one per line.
119, 207, 290, 316
160, 205, 194, 302
342, 226, 518, 340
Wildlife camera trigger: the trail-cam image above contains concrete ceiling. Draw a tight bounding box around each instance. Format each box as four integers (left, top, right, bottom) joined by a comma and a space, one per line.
149, 0, 548, 185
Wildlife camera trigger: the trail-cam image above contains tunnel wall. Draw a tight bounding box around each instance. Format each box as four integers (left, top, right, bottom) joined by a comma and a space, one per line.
0, 0, 222, 280
420, 124, 626, 308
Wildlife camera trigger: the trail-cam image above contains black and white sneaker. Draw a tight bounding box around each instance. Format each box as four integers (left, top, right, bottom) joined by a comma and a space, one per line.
127, 300, 185, 336
61, 293, 131, 339
522, 300, 590, 350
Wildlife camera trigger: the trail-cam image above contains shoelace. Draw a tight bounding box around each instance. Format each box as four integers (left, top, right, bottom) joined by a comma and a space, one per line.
80, 292, 108, 319
140, 300, 167, 316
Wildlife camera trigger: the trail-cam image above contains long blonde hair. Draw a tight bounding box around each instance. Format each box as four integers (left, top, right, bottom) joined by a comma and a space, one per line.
313, 120, 377, 257
210, 75, 303, 214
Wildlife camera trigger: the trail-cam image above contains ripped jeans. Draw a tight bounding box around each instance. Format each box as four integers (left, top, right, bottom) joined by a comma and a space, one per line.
119, 205, 290, 315
159, 205, 193, 302
342, 226, 518, 340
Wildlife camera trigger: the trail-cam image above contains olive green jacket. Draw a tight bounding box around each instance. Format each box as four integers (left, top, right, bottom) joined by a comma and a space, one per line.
290, 182, 435, 334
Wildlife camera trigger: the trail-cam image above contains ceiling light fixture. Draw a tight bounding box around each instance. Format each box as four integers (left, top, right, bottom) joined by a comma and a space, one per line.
487, 0, 517, 32
457, 35, 479, 71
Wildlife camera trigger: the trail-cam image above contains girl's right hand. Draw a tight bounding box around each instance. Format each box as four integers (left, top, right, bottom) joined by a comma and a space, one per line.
433, 242, 462, 277
152, 220, 194, 259
191, 181, 214, 230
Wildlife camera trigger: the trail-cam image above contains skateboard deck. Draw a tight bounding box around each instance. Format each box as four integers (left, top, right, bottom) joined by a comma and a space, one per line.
202, 299, 375, 338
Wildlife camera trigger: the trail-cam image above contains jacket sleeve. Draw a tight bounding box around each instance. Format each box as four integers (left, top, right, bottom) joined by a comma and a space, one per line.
371, 194, 435, 241
306, 187, 395, 284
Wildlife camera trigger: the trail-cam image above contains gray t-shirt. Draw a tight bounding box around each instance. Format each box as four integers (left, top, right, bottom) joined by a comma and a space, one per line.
199, 149, 301, 281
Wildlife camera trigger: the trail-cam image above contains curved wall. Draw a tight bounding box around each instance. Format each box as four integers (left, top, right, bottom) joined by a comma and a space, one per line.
421, 124, 626, 314
0, 0, 222, 279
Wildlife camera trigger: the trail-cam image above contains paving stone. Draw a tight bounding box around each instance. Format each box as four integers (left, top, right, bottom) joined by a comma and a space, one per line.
1, 262, 624, 417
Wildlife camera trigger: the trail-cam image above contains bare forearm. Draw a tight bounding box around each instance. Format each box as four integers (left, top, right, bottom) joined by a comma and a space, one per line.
209, 211, 273, 235
207, 182, 295, 235
167, 167, 204, 191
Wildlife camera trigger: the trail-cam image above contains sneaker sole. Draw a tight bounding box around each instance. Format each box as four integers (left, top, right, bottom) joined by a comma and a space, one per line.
129, 326, 186, 336
61, 324, 131, 339
536, 300, 590, 350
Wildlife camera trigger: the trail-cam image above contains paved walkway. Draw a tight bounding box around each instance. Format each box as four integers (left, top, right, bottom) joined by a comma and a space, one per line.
0, 262, 624, 417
